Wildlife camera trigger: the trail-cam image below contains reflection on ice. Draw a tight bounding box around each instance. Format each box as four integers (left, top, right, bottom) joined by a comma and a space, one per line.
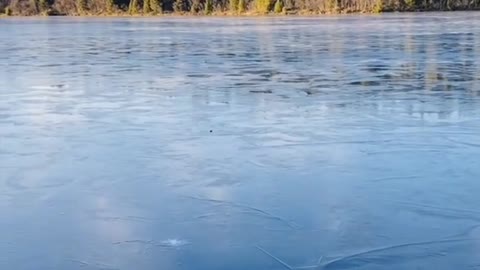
30, 84, 69, 90
111, 238, 189, 248
160, 239, 190, 247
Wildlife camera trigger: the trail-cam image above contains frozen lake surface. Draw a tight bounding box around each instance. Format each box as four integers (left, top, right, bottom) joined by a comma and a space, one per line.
2, 14, 480, 270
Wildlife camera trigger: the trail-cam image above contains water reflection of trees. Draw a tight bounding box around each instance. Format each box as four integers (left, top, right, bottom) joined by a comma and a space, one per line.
12, 18, 478, 123
181, 18, 480, 122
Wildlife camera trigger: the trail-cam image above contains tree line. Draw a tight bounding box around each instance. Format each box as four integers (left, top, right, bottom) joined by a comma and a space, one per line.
1, 0, 479, 16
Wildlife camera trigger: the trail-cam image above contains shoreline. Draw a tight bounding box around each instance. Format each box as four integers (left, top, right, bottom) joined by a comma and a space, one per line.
0, 10, 476, 17
3, 0, 480, 17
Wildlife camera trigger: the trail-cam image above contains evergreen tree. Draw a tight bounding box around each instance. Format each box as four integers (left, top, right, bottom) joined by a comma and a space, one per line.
405, 0, 415, 9
39, 0, 49, 13
254, 0, 270, 13
327, 0, 336, 10
128, 0, 138, 13
204, 0, 213, 13
190, 0, 200, 13
30, 0, 39, 13
238, 0, 245, 12
229, 0, 238, 12
173, 0, 186, 12
373, 0, 383, 11
149, 0, 161, 13
274, 0, 283, 12
106, 0, 115, 13
143, 0, 151, 13
77, 0, 88, 13
5, 6, 12, 15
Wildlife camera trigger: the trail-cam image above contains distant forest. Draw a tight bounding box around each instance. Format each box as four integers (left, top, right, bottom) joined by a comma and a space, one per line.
1, 0, 479, 16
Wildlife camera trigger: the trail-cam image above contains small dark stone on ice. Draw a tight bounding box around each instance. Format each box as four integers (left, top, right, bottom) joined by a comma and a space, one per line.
210, 130, 213, 133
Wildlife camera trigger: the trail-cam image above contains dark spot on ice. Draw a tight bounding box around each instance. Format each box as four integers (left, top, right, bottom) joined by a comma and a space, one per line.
376, 74, 394, 80
250, 90, 273, 94
349, 80, 382, 86
210, 130, 213, 133
186, 74, 212, 78
430, 84, 454, 91
302, 89, 314, 95
234, 82, 258, 86
435, 73, 445, 80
